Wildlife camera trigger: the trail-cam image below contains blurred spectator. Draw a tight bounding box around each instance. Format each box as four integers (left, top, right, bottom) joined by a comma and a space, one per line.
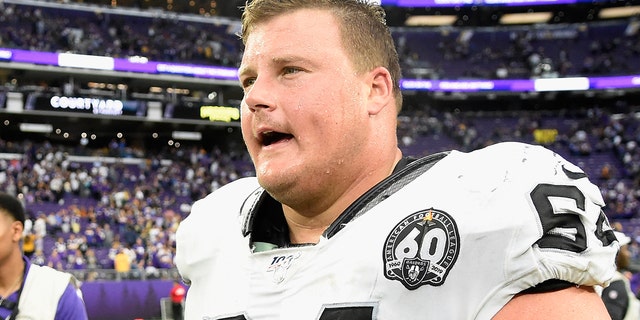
602, 231, 640, 320
169, 280, 186, 320
22, 231, 36, 258
114, 247, 131, 280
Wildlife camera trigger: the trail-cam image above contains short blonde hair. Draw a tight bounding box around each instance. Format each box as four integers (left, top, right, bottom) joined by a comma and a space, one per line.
240, 0, 403, 112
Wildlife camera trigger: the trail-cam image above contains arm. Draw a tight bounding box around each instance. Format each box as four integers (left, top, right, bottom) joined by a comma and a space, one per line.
493, 286, 610, 320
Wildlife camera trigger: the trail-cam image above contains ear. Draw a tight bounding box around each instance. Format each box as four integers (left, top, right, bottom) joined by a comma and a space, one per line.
366, 66, 394, 116
11, 221, 23, 243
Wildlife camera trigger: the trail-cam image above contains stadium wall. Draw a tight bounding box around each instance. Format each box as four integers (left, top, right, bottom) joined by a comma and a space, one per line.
81, 279, 174, 320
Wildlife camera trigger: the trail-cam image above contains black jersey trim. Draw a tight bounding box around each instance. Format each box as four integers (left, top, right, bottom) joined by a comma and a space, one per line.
240, 151, 450, 248
519, 279, 574, 294
240, 186, 264, 237
240, 187, 290, 248
324, 151, 449, 238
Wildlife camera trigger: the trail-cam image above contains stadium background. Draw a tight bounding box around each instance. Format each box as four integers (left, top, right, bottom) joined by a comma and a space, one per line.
0, 0, 639, 318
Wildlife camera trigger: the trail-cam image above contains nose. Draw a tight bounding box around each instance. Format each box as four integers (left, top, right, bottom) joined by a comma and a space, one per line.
243, 77, 274, 113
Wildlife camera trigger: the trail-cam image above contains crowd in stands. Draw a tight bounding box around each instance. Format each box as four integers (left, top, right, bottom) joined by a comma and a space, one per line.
0, 2, 243, 68
396, 20, 640, 80
0, 138, 249, 281
0, 2, 638, 85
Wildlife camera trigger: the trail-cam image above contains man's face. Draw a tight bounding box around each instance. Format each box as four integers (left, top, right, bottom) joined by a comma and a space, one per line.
238, 9, 371, 204
0, 211, 21, 257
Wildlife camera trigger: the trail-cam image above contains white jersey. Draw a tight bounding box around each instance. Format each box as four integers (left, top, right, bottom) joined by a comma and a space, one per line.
176, 142, 619, 320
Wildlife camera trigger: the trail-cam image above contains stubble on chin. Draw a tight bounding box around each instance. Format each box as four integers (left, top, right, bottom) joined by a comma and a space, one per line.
256, 161, 309, 206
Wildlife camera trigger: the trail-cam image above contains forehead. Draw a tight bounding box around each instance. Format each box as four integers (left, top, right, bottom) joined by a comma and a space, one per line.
241, 9, 344, 64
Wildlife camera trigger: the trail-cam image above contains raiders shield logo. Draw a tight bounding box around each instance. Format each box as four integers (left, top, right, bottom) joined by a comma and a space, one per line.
383, 208, 460, 290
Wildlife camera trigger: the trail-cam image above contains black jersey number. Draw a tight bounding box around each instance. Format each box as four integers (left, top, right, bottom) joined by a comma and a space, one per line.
318, 305, 375, 320
219, 305, 375, 320
530, 183, 615, 253
531, 184, 587, 253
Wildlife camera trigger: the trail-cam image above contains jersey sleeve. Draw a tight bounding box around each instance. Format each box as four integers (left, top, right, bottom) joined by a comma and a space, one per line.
485, 142, 618, 290
459, 142, 619, 318
174, 177, 259, 318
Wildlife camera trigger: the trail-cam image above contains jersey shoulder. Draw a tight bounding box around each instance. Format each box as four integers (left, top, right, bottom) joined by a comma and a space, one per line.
461, 141, 579, 176
175, 177, 260, 282
187, 177, 260, 223
452, 142, 599, 199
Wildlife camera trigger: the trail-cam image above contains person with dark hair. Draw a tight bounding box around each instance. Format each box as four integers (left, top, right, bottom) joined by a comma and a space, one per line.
0, 193, 88, 319
175, 0, 619, 319
602, 231, 640, 320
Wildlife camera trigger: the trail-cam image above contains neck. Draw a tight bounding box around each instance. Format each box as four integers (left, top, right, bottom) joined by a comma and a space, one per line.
284, 204, 341, 244
284, 149, 403, 244
0, 254, 25, 295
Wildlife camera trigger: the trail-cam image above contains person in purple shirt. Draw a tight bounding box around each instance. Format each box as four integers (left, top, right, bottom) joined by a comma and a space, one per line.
0, 192, 88, 319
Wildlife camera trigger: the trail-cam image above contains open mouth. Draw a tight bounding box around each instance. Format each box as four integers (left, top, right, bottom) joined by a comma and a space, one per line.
260, 131, 293, 146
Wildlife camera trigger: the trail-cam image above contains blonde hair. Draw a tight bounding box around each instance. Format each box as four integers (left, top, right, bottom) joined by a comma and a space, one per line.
240, 0, 403, 112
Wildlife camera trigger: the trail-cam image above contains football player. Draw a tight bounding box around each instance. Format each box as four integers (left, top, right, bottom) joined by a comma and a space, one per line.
175, 0, 619, 319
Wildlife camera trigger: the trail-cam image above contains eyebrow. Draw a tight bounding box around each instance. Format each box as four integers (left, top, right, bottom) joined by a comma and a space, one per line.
271, 55, 304, 65
271, 55, 316, 69
239, 55, 315, 78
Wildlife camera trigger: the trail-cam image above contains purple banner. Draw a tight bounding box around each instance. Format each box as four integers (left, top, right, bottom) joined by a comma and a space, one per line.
508, 79, 536, 91
590, 76, 640, 90
114, 59, 158, 74
1, 47, 239, 81
155, 62, 238, 80
8, 48, 58, 65
400, 79, 535, 92
3, 47, 639, 93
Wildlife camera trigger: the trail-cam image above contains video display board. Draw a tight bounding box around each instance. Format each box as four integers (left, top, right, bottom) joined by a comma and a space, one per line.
163, 103, 240, 123
23, 93, 148, 117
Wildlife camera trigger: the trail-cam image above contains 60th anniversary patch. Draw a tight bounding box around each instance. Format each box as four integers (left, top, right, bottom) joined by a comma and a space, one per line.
383, 208, 460, 290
